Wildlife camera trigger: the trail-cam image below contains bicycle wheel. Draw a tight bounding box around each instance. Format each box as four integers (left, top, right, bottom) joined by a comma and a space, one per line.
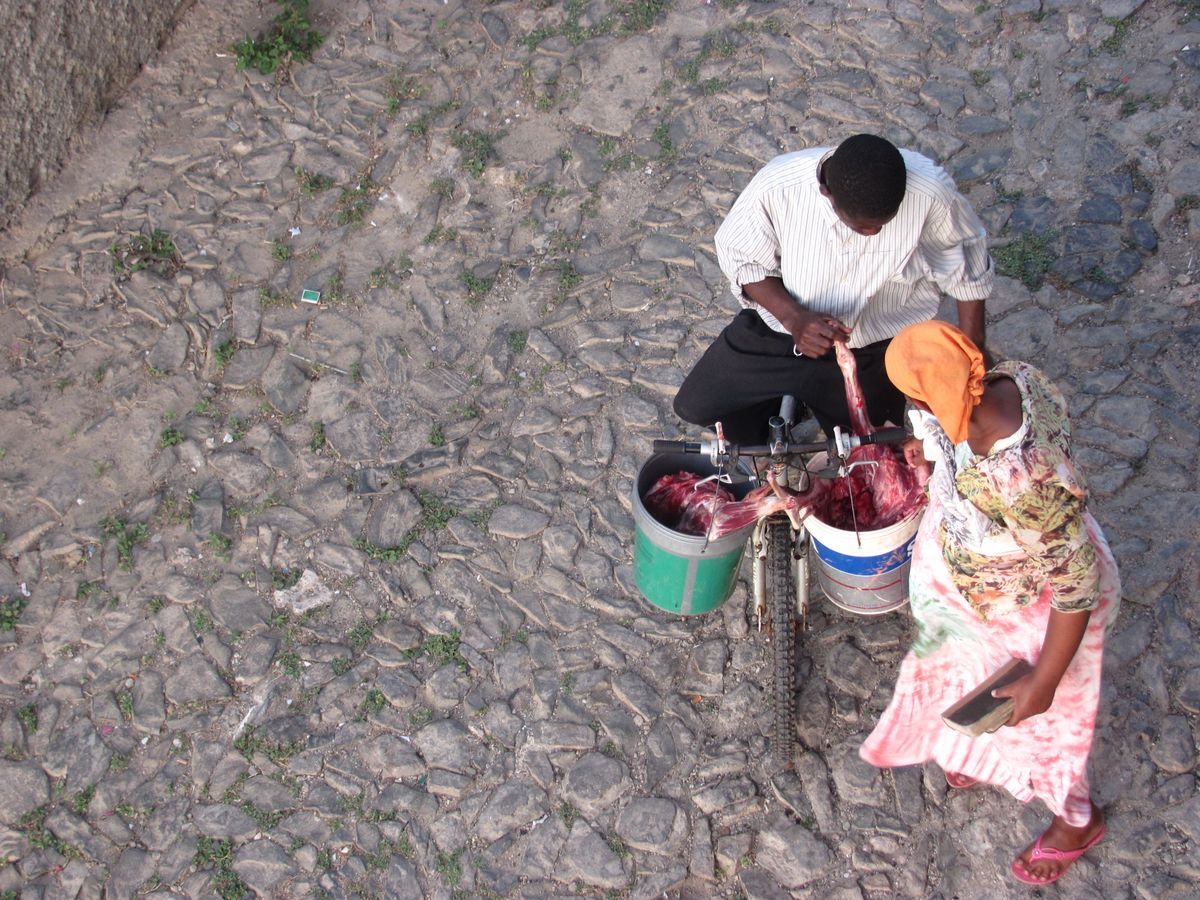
768, 518, 798, 762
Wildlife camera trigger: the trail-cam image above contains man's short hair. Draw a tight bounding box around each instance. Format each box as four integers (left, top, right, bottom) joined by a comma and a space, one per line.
824, 134, 907, 220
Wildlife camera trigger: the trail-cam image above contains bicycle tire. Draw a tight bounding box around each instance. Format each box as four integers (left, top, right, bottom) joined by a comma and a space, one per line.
768, 518, 798, 762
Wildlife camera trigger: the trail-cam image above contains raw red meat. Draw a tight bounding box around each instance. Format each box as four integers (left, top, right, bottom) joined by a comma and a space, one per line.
643, 471, 736, 536
823, 339, 926, 530
651, 339, 927, 539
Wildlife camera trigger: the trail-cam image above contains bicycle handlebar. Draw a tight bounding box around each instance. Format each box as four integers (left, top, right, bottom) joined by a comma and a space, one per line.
653, 426, 910, 462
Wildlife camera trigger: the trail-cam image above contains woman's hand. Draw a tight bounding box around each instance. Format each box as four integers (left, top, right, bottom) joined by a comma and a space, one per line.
900, 436, 927, 467
992, 673, 1058, 726
994, 608, 1091, 727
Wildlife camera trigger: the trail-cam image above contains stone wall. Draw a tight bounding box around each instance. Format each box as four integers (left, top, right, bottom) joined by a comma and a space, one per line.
0, 0, 194, 231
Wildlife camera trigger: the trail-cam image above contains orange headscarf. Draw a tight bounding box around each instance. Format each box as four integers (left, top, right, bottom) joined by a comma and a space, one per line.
884, 321, 985, 444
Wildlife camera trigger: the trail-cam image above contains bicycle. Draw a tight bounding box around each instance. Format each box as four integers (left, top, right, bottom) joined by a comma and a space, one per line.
651, 396, 909, 762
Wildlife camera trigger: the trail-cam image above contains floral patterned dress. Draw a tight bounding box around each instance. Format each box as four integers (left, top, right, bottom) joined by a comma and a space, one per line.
860, 362, 1121, 824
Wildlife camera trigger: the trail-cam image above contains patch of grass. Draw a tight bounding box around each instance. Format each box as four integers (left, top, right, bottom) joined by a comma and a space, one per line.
994, 183, 1025, 203
232, 0, 324, 74
353, 538, 406, 562
409, 706, 433, 727
159, 426, 184, 448
309, 422, 326, 452
194, 836, 250, 900
407, 629, 467, 671
406, 99, 461, 137
206, 533, 233, 561
451, 129, 502, 178
430, 177, 455, 199
993, 229, 1058, 290
559, 801, 581, 829
449, 402, 480, 420
72, 785, 95, 815
272, 240, 293, 261
17, 704, 37, 733
0, 596, 28, 631
117, 690, 134, 721
348, 619, 376, 652
1099, 15, 1131, 54
337, 176, 377, 226
653, 122, 676, 161
468, 499, 501, 532
100, 517, 150, 571
191, 610, 214, 634
294, 167, 335, 197
970, 70, 992, 87
331, 657, 352, 675
606, 833, 631, 859
463, 270, 495, 304
618, 0, 669, 32
110, 229, 182, 278
356, 688, 388, 721
423, 223, 458, 245
17, 806, 80, 858
434, 850, 463, 887
271, 567, 301, 590
557, 262, 582, 302
428, 424, 446, 447
233, 725, 304, 763
214, 339, 237, 370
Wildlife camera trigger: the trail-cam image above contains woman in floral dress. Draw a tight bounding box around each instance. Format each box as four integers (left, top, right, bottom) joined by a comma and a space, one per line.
859, 321, 1121, 886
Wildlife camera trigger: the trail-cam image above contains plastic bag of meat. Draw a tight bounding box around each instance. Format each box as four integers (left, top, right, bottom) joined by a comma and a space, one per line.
643, 471, 736, 536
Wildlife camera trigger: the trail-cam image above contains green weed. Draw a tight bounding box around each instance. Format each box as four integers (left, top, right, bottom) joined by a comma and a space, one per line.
0, 596, 27, 631
17, 704, 37, 733
310, 422, 326, 452
110, 229, 182, 278
337, 176, 377, 226
214, 339, 237, 370
1099, 16, 1131, 54
424, 223, 458, 245
463, 270, 495, 304
294, 167, 335, 197
232, 0, 324, 74
159, 426, 184, 448
993, 230, 1058, 290
434, 849, 463, 887
100, 517, 150, 571
451, 129, 501, 177
407, 629, 467, 671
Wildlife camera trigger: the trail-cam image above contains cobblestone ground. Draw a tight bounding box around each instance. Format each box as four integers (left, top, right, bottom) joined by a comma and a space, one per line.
1, 0, 1198, 897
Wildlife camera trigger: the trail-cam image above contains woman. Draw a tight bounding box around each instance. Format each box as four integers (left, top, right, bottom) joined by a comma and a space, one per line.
859, 320, 1120, 886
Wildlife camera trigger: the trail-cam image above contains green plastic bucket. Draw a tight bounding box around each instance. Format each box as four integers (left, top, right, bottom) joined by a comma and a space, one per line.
633, 453, 756, 615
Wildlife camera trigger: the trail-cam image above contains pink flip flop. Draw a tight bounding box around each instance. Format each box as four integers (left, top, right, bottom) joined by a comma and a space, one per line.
945, 772, 978, 790
1011, 822, 1106, 885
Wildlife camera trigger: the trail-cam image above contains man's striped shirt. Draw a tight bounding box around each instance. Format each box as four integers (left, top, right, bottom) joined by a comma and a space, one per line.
714, 147, 993, 348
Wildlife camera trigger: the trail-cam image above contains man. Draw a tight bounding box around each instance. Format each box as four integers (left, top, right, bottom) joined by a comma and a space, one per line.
673, 134, 992, 443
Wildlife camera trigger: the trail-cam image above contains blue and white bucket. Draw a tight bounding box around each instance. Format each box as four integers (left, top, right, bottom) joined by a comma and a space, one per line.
803, 454, 923, 614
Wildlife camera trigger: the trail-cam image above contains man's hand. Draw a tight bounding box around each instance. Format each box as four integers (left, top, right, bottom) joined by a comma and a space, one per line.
741, 276, 850, 357
783, 308, 851, 358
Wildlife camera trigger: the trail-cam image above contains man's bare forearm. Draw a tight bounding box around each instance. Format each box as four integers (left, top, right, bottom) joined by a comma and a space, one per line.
742, 277, 804, 330
956, 299, 986, 348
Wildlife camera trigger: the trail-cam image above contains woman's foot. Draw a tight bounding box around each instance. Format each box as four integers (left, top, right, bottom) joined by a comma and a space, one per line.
1011, 804, 1106, 885
945, 771, 977, 790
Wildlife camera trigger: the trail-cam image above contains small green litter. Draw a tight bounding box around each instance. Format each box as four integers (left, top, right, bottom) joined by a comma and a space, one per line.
300, 289, 321, 304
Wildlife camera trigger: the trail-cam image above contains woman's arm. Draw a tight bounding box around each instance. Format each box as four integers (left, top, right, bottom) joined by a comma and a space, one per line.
992, 607, 1090, 726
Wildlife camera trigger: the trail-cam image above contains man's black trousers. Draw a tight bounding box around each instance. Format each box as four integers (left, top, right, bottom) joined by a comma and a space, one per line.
672, 310, 906, 444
